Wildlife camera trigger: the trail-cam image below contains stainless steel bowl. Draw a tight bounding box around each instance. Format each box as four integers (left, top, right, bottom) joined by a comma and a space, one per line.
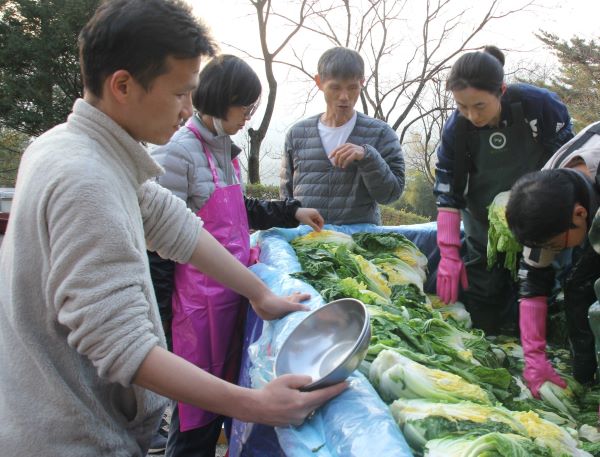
275, 298, 371, 391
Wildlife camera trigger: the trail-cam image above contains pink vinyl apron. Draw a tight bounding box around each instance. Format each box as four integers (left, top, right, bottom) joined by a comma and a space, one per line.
171, 121, 256, 431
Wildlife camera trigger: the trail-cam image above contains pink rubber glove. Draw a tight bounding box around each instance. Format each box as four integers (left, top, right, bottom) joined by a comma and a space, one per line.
520, 296, 567, 398
436, 209, 468, 304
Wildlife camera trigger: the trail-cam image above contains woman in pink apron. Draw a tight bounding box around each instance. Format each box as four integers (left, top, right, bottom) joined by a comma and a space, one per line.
150, 55, 324, 457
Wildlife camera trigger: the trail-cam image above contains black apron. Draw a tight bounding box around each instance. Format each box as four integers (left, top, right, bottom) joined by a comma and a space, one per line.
455, 100, 549, 333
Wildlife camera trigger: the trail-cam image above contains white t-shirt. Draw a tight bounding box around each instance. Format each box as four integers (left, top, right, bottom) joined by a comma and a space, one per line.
318, 111, 357, 163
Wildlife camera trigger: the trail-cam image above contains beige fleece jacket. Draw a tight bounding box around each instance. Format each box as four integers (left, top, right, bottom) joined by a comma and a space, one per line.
0, 99, 202, 456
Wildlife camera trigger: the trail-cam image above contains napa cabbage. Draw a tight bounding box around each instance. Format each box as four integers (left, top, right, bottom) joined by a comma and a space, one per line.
319, 276, 391, 307
487, 191, 522, 279
352, 231, 428, 270
334, 248, 391, 298
512, 410, 592, 457
538, 380, 581, 421
367, 308, 432, 356
369, 349, 492, 404
422, 318, 501, 368
424, 432, 552, 457
428, 295, 472, 328
390, 398, 528, 450
578, 424, 600, 444
372, 255, 425, 291
291, 229, 355, 251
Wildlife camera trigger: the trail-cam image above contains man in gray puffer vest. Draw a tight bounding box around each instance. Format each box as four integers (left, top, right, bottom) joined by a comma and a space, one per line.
280, 47, 405, 225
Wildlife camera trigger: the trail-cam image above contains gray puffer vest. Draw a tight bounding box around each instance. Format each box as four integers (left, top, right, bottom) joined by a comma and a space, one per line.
280, 112, 405, 225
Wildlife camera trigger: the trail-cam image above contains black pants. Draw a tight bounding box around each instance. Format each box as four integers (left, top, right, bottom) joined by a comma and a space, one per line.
563, 244, 600, 384
166, 403, 224, 457
461, 214, 518, 335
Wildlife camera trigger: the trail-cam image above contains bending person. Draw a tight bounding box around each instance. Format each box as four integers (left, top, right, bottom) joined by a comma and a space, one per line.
506, 120, 600, 396
433, 45, 573, 334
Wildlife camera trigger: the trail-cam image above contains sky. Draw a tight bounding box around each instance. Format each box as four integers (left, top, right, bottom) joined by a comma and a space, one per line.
186, 0, 600, 183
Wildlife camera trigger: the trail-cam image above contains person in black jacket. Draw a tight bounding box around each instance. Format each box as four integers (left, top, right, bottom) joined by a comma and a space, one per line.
148, 55, 324, 457
506, 122, 600, 399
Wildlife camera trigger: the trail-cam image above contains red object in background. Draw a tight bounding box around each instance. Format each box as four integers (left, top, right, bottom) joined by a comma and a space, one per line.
0, 212, 8, 234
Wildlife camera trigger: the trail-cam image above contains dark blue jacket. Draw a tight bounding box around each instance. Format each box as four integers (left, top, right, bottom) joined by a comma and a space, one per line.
434, 83, 573, 209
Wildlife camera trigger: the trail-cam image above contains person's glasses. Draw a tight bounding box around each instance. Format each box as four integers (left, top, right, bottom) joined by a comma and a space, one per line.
537, 229, 570, 252
242, 102, 259, 119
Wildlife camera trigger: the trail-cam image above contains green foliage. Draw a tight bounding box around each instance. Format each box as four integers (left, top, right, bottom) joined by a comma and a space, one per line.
244, 183, 280, 200
533, 32, 600, 131
0, 0, 100, 136
380, 205, 430, 226
394, 170, 437, 220
0, 129, 28, 187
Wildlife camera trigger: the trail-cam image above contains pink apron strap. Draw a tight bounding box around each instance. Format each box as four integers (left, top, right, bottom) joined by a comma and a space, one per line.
186, 120, 221, 187
186, 118, 242, 186
232, 157, 242, 182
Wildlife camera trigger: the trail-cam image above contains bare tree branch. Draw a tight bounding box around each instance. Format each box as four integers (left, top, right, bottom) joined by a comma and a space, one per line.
242, 0, 537, 182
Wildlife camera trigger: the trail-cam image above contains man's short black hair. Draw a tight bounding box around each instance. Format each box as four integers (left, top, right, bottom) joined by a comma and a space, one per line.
317, 47, 364, 81
506, 169, 582, 246
192, 54, 261, 120
79, 0, 217, 98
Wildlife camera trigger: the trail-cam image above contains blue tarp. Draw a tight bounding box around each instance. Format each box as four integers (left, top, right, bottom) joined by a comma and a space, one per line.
229, 223, 441, 457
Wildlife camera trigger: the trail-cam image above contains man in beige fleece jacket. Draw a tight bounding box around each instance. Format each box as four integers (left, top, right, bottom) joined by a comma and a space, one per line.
0, 1, 345, 455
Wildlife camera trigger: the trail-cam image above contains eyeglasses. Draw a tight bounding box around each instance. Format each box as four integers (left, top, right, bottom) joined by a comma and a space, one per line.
537, 229, 570, 252
241, 101, 259, 119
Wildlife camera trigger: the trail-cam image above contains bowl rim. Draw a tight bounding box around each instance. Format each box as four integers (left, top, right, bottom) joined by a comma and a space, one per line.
274, 298, 370, 388
302, 318, 371, 391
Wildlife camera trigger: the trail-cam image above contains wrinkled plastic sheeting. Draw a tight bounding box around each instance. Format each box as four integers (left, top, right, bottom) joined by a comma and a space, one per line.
230, 223, 431, 456
275, 374, 413, 457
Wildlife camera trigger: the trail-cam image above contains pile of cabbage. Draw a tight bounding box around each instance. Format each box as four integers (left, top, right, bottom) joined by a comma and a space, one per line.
291, 229, 600, 457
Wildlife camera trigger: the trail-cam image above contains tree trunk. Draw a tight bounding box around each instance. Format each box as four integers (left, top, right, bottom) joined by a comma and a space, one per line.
247, 128, 263, 184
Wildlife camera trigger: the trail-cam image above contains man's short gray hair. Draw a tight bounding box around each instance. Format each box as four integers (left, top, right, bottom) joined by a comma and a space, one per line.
317, 47, 364, 81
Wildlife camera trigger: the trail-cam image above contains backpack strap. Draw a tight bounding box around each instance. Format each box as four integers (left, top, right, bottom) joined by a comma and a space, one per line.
508, 98, 528, 144
452, 115, 472, 196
